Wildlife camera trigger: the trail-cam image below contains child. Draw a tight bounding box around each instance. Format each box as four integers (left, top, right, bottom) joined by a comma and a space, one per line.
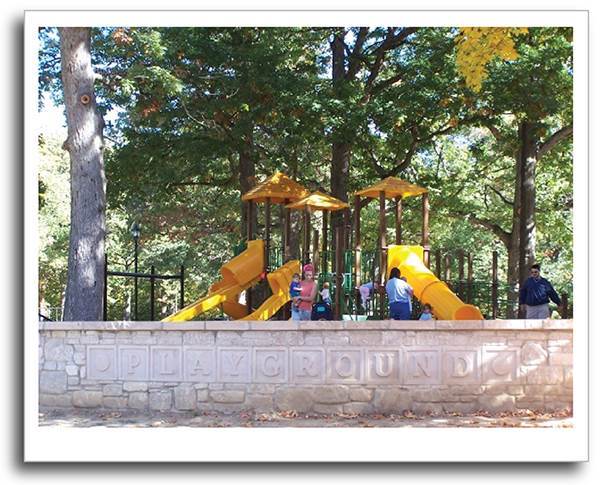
320, 281, 332, 305
418, 303, 434, 320
358, 281, 376, 308
289, 273, 302, 312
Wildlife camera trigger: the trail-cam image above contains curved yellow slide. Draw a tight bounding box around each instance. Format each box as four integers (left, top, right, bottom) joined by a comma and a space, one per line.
242, 260, 301, 321
162, 240, 265, 322
387, 245, 483, 320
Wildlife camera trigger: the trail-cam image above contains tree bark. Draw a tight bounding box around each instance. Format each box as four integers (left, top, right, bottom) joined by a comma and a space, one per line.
60, 28, 106, 321
239, 137, 257, 240
518, 120, 538, 287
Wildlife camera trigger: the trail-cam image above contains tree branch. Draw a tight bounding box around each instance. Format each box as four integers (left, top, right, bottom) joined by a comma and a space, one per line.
486, 185, 513, 206
452, 210, 511, 247
537, 124, 573, 159
346, 27, 369, 80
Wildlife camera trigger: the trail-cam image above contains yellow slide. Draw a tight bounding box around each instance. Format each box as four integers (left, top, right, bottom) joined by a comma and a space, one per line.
387, 245, 483, 320
162, 240, 265, 322
242, 260, 301, 321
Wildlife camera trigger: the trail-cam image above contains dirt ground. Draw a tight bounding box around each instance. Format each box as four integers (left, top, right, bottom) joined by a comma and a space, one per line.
38, 407, 573, 428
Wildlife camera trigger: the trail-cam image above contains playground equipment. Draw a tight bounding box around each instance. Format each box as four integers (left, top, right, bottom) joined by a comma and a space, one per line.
162, 172, 483, 322
387, 245, 483, 320
163, 240, 266, 322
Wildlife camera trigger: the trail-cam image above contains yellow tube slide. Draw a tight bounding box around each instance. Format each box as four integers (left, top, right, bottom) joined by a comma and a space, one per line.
242, 260, 301, 321
162, 240, 265, 322
387, 245, 483, 320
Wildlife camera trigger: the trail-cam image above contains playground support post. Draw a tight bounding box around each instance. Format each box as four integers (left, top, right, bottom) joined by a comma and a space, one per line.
283, 198, 290, 262
134, 236, 139, 321
265, 197, 271, 273
378, 191, 387, 320
444, 253, 451, 284
467, 253, 473, 304
312, 229, 320, 274
435, 249, 442, 279
335, 225, 344, 320
492, 250, 499, 319
246, 201, 254, 314
395, 196, 402, 244
150, 265, 156, 321
422, 193, 430, 267
303, 207, 310, 264
322, 210, 329, 274
354, 195, 361, 289
458, 249, 465, 300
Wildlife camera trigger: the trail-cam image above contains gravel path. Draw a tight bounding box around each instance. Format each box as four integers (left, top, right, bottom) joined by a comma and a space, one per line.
39, 407, 573, 428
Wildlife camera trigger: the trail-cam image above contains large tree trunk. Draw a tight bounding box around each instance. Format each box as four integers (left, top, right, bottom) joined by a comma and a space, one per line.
330, 32, 351, 241
60, 28, 106, 321
518, 120, 538, 286
239, 139, 257, 240
506, 138, 522, 318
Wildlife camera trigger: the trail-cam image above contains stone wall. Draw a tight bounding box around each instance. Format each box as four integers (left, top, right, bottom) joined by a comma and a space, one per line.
38, 320, 573, 415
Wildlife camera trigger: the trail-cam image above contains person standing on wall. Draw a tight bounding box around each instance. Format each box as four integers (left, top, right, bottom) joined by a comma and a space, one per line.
519, 264, 561, 319
385, 267, 413, 320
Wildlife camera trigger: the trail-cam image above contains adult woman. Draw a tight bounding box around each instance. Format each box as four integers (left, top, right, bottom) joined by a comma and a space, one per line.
292, 263, 318, 321
385, 267, 413, 320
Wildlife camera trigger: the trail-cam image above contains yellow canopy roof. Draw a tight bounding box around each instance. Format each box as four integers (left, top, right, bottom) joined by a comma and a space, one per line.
285, 191, 350, 212
241, 172, 310, 204
354, 176, 428, 199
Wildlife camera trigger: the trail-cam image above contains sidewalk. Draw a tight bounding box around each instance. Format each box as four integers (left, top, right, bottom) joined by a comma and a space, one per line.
39, 407, 573, 428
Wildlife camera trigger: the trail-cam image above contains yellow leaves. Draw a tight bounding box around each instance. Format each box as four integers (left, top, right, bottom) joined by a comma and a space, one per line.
112, 28, 133, 46
454, 27, 529, 92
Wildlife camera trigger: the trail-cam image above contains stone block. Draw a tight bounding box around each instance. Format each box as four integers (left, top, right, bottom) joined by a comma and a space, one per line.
521, 342, 548, 365
245, 394, 273, 412
215, 331, 244, 345
39, 393, 72, 407
103, 397, 128, 409
506, 385, 525, 395
210, 390, 245, 403
156, 331, 182, 345
343, 402, 373, 415
526, 366, 563, 385
103, 384, 123, 396
196, 389, 209, 402
149, 390, 172, 411
313, 385, 349, 404
323, 331, 350, 345
39, 370, 67, 394
183, 332, 215, 345
73, 352, 85, 365
65, 365, 79, 377
303, 333, 324, 345
349, 388, 373, 402
209, 383, 224, 390
72, 390, 103, 408
381, 331, 404, 345
174, 385, 197, 410
478, 393, 516, 413
214, 403, 246, 415
128, 392, 149, 409
411, 389, 444, 402
549, 353, 572, 366
43, 361, 57, 371
348, 331, 382, 346
123, 382, 148, 392
314, 404, 344, 414
44, 339, 74, 362
248, 384, 276, 394
272, 331, 304, 346
564, 368, 573, 388
412, 402, 443, 416
193, 383, 208, 389
441, 402, 478, 414
67, 377, 79, 386
274, 388, 314, 412
132, 331, 156, 345
372, 389, 411, 413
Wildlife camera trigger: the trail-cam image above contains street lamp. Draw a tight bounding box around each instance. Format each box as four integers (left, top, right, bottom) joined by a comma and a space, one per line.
130, 222, 141, 320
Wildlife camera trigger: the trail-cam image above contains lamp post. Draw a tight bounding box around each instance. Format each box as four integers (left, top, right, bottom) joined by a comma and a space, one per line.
130, 222, 141, 321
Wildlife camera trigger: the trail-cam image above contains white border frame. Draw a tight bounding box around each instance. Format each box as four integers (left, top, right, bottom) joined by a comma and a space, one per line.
24, 10, 588, 462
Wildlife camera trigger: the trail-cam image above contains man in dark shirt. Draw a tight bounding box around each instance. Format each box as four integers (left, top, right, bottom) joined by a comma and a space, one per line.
519, 264, 561, 319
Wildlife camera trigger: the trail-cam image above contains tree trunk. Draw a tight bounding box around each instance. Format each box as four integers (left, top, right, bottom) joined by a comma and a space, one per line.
518, 120, 538, 287
239, 139, 257, 240
60, 27, 106, 321
330, 32, 351, 239
506, 141, 522, 318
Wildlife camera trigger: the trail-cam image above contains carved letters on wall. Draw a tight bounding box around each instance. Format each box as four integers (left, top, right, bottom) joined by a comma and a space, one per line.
85, 345, 521, 384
